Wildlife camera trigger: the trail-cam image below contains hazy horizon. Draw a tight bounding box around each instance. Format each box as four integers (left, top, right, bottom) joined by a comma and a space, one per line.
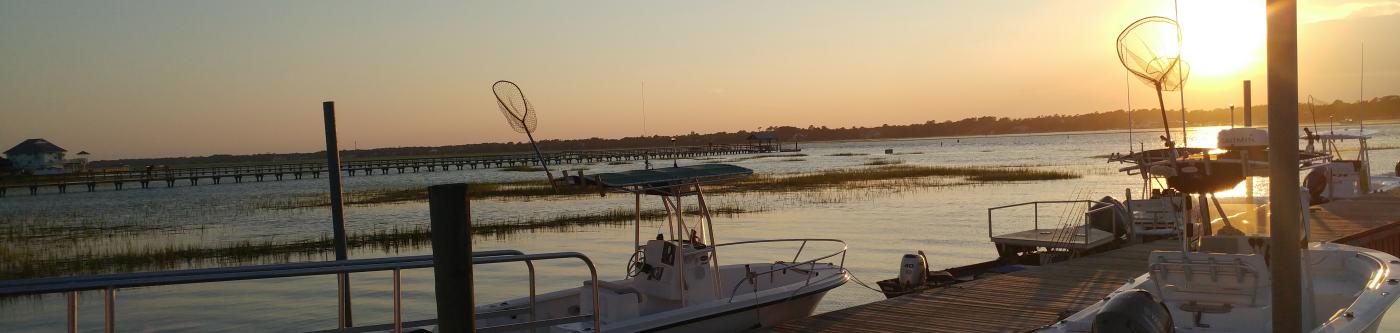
3, 0, 1400, 159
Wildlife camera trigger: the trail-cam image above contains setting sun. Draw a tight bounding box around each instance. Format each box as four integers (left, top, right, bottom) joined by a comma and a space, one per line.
1178, 1, 1268, 78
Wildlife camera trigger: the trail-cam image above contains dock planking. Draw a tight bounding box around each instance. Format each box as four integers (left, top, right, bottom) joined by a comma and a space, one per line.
771, 188, 1400, 332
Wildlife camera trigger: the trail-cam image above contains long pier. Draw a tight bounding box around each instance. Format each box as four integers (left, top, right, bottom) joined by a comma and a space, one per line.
0, 144, 773, 197
771, 189, 1400, 332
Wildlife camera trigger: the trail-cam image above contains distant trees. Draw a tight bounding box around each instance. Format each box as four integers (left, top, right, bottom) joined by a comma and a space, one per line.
88, 96, 1400, 168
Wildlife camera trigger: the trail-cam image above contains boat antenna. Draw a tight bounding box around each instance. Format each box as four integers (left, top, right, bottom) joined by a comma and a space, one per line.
1125, 70, 1135, 153
1174, 0, 1188, 144
1358, 43, 1365, 134
641, 80, 648, 139
493, 80, 557, 187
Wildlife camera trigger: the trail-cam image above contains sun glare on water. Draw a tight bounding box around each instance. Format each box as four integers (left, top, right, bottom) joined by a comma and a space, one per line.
1177, 1, 1267, 78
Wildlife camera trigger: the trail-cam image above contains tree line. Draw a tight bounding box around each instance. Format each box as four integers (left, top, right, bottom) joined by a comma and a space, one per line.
92, 95, 1400, 168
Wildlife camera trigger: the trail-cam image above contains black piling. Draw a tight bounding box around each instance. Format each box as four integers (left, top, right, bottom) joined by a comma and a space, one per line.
429, 183, 473, 333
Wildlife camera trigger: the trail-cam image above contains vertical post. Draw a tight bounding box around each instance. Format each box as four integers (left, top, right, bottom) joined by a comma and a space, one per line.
1243, 80, 1253, 127
393, 268, 402, 333
1244, 80, 1257, 222
430, 183, 473, 333
324, 101, 353, 328
103, 288, 114, 333
1266, 0, 1303, 332
67, 292, 77, 333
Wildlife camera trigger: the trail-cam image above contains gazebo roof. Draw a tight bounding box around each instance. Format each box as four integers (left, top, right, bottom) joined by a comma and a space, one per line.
747, 133, 777, 141
4, 139, 67, 155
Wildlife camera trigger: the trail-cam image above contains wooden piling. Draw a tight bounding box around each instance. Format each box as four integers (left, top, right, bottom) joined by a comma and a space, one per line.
429, 183, 474, 333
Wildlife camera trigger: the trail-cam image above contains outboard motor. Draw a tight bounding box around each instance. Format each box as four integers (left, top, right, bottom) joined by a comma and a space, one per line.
1088, 196, 1130, 239
897, 252, 928, 290
1091, 289, 1173, 333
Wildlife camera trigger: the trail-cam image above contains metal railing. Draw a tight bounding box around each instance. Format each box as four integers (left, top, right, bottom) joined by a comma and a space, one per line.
0, 250, 602, 333
987, 200, 1118, 247
712, 239, 848, 304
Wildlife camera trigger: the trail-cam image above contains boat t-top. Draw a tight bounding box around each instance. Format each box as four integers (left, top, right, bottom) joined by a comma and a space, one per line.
475, 164, 849, 332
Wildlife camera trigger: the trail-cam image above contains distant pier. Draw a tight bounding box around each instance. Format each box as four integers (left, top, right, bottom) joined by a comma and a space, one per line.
0, 144, 772, 197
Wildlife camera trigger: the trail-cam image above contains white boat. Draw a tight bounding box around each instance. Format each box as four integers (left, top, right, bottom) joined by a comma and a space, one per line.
474, 164, 849, 333
1036, 237, 1400, 332
1033, 126, 1400, 332
1304, 129, 1400, 203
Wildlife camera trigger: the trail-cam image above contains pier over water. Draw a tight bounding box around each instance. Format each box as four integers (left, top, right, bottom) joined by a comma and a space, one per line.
0, 144, 772, 198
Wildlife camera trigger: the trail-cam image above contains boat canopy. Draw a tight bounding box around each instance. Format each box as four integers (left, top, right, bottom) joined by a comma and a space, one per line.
592, 164, 752, 194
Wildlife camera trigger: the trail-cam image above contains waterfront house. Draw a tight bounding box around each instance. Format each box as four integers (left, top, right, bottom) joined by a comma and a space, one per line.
4, 138, 68, 174
747, 132, 779, 151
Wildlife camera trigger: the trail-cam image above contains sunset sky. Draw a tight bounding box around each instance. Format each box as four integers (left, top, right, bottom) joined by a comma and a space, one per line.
2, 0, 1398, 159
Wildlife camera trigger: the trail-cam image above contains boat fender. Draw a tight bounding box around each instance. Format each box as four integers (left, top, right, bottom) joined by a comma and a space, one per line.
1091, 289, 1173, 333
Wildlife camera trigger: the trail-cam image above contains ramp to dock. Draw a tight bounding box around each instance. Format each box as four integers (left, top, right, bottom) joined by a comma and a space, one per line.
771, 189, 1400, 333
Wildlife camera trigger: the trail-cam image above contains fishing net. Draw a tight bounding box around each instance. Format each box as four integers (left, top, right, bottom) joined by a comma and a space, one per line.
494, 80, 538, 134
1117, 16, 1189, 91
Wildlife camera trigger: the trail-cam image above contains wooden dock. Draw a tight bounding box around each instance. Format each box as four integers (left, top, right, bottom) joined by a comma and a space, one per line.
989, 227, 1116, 251
0, 144, 773, 197
771, 189, 1400, 333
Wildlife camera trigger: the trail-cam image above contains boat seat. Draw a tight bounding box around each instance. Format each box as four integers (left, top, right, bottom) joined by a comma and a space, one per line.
581, 280, 642, 323
1148, 251, 1269, 309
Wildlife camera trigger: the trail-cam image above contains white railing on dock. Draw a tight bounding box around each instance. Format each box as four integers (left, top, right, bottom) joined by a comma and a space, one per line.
987, 200, 1119, 248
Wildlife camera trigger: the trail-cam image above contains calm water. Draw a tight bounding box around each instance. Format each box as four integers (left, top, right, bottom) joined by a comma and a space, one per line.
3, 124, 1399, 332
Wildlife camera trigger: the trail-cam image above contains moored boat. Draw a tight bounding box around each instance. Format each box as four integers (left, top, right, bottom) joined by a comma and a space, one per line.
474, 164, 849, 332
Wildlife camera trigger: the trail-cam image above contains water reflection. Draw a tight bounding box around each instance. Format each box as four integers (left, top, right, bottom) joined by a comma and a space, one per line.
3, 124, 1399, 332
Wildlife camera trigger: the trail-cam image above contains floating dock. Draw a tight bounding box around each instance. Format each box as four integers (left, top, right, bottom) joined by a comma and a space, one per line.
771, 189, 1400, 332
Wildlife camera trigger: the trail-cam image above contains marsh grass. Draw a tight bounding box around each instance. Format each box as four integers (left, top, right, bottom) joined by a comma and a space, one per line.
259, 164, 1081, 209
720, 153, 807, 163
257, 180, 599, 209
781, 158, 807, 162
0, 204, 761, 279
862, 158, 904, 166
1367, 144, 1400, 151
501, 165, 546, 172
735, 165, 1078, 191
0, 227, 432, 280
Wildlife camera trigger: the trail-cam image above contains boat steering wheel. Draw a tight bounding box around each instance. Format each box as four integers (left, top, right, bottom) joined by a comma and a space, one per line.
626, 250, 646, 278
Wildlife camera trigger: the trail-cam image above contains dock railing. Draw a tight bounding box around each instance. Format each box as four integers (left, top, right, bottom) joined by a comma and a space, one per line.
987, 200, 1117, 248
0, 250, 602, 333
